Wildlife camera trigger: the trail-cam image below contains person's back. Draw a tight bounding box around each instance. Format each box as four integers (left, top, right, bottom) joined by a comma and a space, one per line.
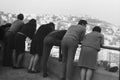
64, 24, 86, 44
19, 19, 36, 39
30, 22, 55, 55
61, 20, 87, 80
78, 26, 104, 80
82, 31, 104, 51
35, 22, 55, 38
8, 14, 24, 34
0, 23, 11, 40
48, 30, 67, 40
9, 20, 24, 33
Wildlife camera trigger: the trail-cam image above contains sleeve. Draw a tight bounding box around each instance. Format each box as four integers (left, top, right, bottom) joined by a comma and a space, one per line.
80, 29, 86, 42
100, 34, 104, 47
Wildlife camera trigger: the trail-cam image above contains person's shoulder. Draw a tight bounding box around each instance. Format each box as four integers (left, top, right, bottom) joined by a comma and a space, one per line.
100, 33, 104, 38
70, 24, 79, 27
96, 32, 104, 36
92, 31, 104, 37
14, 19, 24, 24
79, 25, 86, 31
37, 24, 47, 30
39, 24, 45, 28
19, 20, 24, 23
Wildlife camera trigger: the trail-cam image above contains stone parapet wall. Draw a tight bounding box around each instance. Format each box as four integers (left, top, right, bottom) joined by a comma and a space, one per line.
23, 52, 119, 80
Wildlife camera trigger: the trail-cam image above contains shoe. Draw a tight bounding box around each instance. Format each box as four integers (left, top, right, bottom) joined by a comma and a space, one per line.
28, 69, 40, 73
43, 73, 48, 77
15, 66, 24, 69
31, 70, 40, 73
27, 69, 31, 73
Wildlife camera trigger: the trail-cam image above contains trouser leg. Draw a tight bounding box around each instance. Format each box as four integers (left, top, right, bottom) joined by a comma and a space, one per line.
65, 47, 76, 80
42, 44, 52, 73
61, 40, 68, 79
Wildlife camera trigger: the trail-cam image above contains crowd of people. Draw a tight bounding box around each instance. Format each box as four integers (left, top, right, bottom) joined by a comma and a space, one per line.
0, 13, 105, 80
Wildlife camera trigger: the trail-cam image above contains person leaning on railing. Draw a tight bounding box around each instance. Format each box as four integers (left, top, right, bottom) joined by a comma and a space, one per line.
3, 13, 24, 67
42, 30, 67, 77
27, 22, 55, 73
61, 20, 88, 80
78, 26, 104, 80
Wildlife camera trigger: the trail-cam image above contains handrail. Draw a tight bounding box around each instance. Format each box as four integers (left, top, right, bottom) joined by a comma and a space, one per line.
78, 42, 120, 51
101, 45, 120, 51
57, 44, 120, 61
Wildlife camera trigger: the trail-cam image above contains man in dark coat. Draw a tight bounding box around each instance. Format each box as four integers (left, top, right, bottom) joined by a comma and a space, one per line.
42, 30, 67, 77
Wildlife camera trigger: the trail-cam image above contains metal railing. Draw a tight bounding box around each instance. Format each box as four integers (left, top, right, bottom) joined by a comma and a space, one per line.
58, 45, 120, 61
101, 45, 120, 51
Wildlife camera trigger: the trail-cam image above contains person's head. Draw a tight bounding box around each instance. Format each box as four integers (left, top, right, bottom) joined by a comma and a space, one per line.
29, 19, 36, 24
78, 19, 87, 27
27, 19, 36, 28
17, 13, 24, 20
5, 23, 11, 28
92, 26, 101, 33
48, 22, 55, 30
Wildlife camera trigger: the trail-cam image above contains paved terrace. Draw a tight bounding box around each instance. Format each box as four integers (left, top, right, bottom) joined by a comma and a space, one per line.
0, 62, 58, 80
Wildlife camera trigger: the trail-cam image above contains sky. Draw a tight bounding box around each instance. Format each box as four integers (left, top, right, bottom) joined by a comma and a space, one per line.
0, 0, 120, 26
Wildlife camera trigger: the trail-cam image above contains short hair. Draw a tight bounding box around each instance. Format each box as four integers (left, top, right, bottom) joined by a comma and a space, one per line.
48, 22, 55, 26
17, 13, 24, 20
5, 23, 11, 27
29, 19, 36, 23
78, 20, 88, 25
92, 26, 101, 33
48, 22, 55, 30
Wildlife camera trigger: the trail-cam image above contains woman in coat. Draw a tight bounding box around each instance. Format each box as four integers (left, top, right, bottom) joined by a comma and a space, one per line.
78, 26, 104, 80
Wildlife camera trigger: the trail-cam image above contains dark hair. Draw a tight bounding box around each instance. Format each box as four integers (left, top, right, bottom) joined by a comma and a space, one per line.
27, 19, 36, 28
48, 22, 55, 30
17, 13, 24, 20
78, 20, 87, 25
5, 23, 12, 28
92, 26, 101, 33
48, 22, 55, 26
29, 19, 36, 23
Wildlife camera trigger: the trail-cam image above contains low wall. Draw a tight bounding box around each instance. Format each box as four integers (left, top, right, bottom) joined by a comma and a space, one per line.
23, 52, 119, 80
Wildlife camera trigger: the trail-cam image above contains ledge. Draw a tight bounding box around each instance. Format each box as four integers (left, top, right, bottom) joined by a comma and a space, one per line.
23, 52, 119, 80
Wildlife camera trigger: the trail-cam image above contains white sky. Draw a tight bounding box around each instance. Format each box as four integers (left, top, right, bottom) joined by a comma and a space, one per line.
0, 0, 120, 26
